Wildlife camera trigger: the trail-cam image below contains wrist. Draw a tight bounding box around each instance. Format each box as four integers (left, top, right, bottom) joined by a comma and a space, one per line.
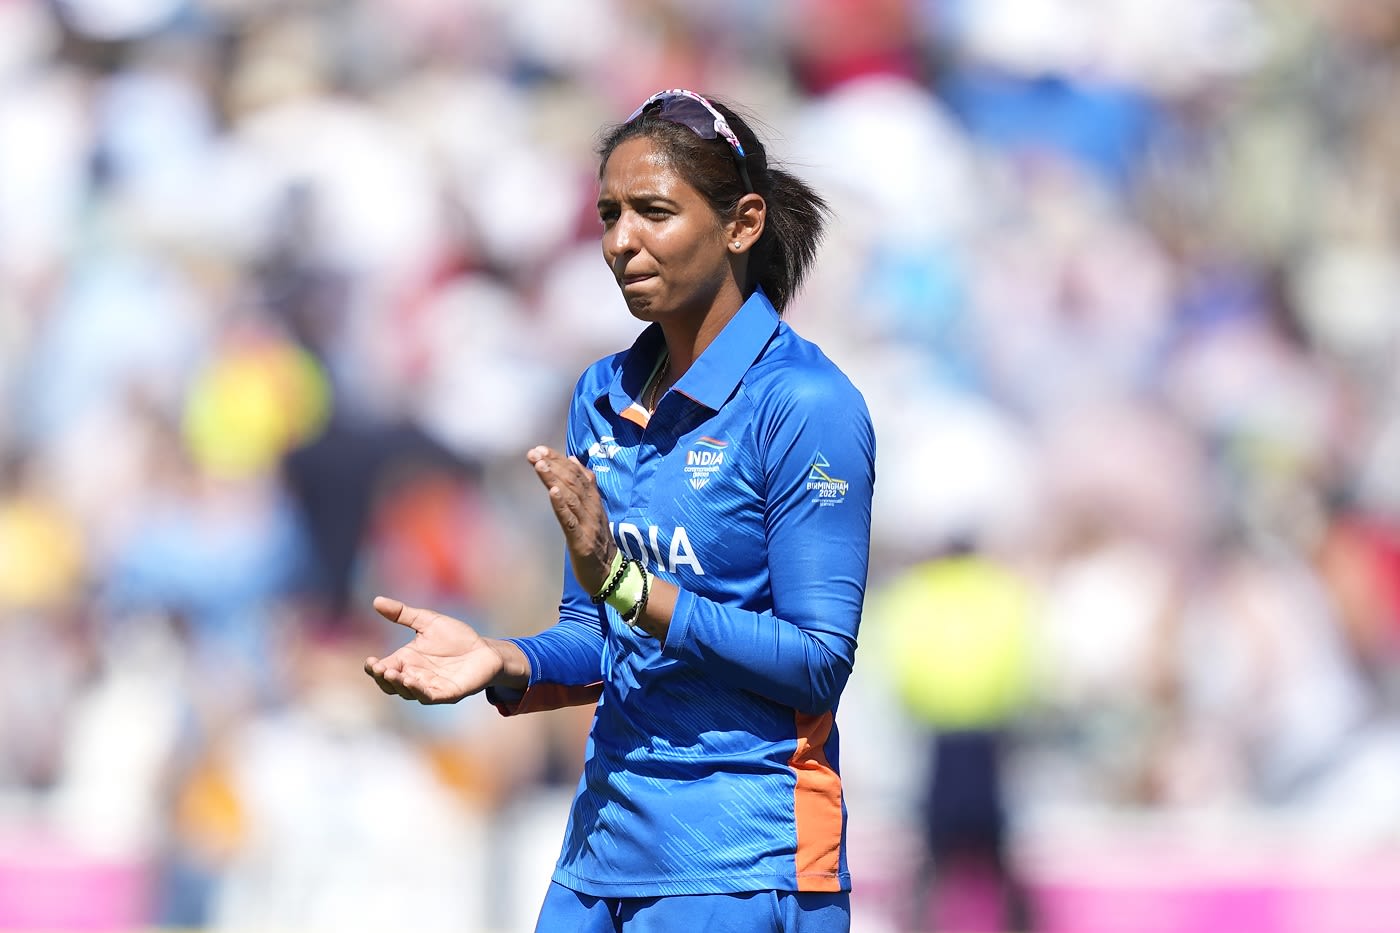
591, 549, 628, 603
487, 638, 530, 689
606, 560, 650, 630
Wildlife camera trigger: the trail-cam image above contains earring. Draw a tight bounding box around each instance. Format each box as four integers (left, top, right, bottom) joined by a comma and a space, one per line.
732, 241, 742, 250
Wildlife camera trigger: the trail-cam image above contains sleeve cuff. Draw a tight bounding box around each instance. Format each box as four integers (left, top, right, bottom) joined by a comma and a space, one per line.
485, 681, 604, 716
659, 586, 697, 662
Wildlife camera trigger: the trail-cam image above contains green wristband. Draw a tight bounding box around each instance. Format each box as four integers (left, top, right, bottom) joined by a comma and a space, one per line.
591, 550, 626, 602
605, 561, 646, 617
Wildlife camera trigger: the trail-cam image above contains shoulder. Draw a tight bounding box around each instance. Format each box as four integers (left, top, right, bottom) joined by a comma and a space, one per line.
741, 325, 875, 470
746, 323, 871, 422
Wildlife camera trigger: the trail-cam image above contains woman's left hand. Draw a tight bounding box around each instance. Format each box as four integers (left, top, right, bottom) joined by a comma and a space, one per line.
527, 445, 617, 595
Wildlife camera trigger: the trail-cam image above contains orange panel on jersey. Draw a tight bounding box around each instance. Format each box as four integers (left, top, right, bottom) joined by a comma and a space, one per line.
790, 710, 844, 891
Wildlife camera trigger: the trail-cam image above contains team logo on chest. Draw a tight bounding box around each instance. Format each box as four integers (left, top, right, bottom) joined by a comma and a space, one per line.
683, 436, 728, 490
587, 435, 622, 472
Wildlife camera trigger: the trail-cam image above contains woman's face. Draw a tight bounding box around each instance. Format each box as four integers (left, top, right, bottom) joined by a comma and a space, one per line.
598, 135, 737, 324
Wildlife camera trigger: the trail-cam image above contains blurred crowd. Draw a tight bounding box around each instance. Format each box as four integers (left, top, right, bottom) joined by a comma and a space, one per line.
1, 0, 1399, 930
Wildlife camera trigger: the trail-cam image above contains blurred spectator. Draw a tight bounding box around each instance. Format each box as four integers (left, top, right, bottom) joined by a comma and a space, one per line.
201, 626, 490, 933
866, 541, 1036, 931
280, 417, 477, 622
0, 452, 86, 612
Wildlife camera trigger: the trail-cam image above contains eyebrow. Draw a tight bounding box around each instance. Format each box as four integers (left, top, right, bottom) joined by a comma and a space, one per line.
596, 192, 679, 210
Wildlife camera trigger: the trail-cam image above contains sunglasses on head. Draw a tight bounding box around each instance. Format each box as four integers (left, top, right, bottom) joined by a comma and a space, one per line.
626, 88, 754, 194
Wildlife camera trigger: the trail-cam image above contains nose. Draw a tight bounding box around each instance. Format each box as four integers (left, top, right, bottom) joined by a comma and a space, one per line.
603, 213, 636, 267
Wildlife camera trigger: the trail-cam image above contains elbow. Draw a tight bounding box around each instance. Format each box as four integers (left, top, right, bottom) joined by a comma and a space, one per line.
797, 652, 853, 715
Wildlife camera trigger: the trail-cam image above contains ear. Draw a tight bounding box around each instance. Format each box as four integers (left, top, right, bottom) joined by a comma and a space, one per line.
725, 193, 766, 254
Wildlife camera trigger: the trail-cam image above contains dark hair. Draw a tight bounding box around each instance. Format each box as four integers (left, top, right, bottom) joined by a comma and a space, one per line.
596, 96, 830, 315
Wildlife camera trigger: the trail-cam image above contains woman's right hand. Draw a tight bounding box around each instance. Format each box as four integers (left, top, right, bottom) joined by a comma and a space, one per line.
363, 596, 528, 704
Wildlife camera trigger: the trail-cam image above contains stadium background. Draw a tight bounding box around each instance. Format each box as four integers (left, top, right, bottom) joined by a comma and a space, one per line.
1, 0, 1399, 930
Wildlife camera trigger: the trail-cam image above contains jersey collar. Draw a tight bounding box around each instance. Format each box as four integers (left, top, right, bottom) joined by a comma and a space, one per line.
603, 288, 781, 416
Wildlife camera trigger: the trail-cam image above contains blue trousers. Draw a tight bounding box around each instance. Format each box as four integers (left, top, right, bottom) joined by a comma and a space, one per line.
535, 881, 851, 933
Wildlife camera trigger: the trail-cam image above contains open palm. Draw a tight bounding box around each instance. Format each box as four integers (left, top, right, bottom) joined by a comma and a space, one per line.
364, 596, 504, 704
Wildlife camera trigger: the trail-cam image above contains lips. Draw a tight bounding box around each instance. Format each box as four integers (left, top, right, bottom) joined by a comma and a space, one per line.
621, 273, 656, 287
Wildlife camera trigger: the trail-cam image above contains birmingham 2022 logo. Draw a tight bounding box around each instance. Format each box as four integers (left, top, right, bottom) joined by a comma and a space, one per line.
806, 452, 849, 506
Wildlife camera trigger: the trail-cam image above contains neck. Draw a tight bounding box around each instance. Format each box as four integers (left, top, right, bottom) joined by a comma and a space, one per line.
646, 353, 670, 412
656, 289, 747, 381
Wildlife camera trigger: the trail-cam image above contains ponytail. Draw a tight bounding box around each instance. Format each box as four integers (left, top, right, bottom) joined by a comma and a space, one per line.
746, 166, 830, 315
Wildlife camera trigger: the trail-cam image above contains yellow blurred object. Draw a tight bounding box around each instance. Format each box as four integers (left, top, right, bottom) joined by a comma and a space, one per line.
0, 497, 84, 610
183, 339, 331, 478
870, 555, 1034, 729
175, 756, 246, 861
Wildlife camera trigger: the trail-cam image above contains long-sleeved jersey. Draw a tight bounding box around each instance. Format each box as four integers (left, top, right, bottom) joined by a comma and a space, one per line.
492, 288, 875, 898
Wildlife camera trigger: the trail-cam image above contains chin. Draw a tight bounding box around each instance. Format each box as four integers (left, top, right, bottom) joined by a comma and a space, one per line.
623, 294, 660, 320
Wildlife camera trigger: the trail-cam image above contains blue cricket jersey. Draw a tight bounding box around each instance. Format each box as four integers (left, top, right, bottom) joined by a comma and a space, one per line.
493, 288, 875, 897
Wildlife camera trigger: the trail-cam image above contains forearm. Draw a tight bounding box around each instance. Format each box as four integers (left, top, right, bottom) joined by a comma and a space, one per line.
626, 573, 677, 643
660, 588, 855, 714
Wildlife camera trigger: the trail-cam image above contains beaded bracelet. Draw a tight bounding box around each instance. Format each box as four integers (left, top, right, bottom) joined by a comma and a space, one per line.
621, 564, 651, 627
591, 552, 631, 605
606, 559, 643, 615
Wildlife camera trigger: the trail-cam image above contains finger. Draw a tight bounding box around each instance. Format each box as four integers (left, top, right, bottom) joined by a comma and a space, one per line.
367, 671, 400, 697
532, 449, 566, 482
548, 474, 584, 513
366, 654, 401, 677
546, 484, 588, 537
541, 454, 597, 501
567, 454, 595, 482
365, 661, 408, 698
400, 672, 447, 705
380, 666, 419, 701
570, 456, 598, 484
541, 465, 608, 546
398, 671, 424, 700
531, 455, 557, 495
409, 674, 459, 705
559, 465, 597, 497
364, 658, 396, 694
555, 453, 592, 481
534, 457, 590, 512
372, 595, 430, 634
531, 446, 586, 481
